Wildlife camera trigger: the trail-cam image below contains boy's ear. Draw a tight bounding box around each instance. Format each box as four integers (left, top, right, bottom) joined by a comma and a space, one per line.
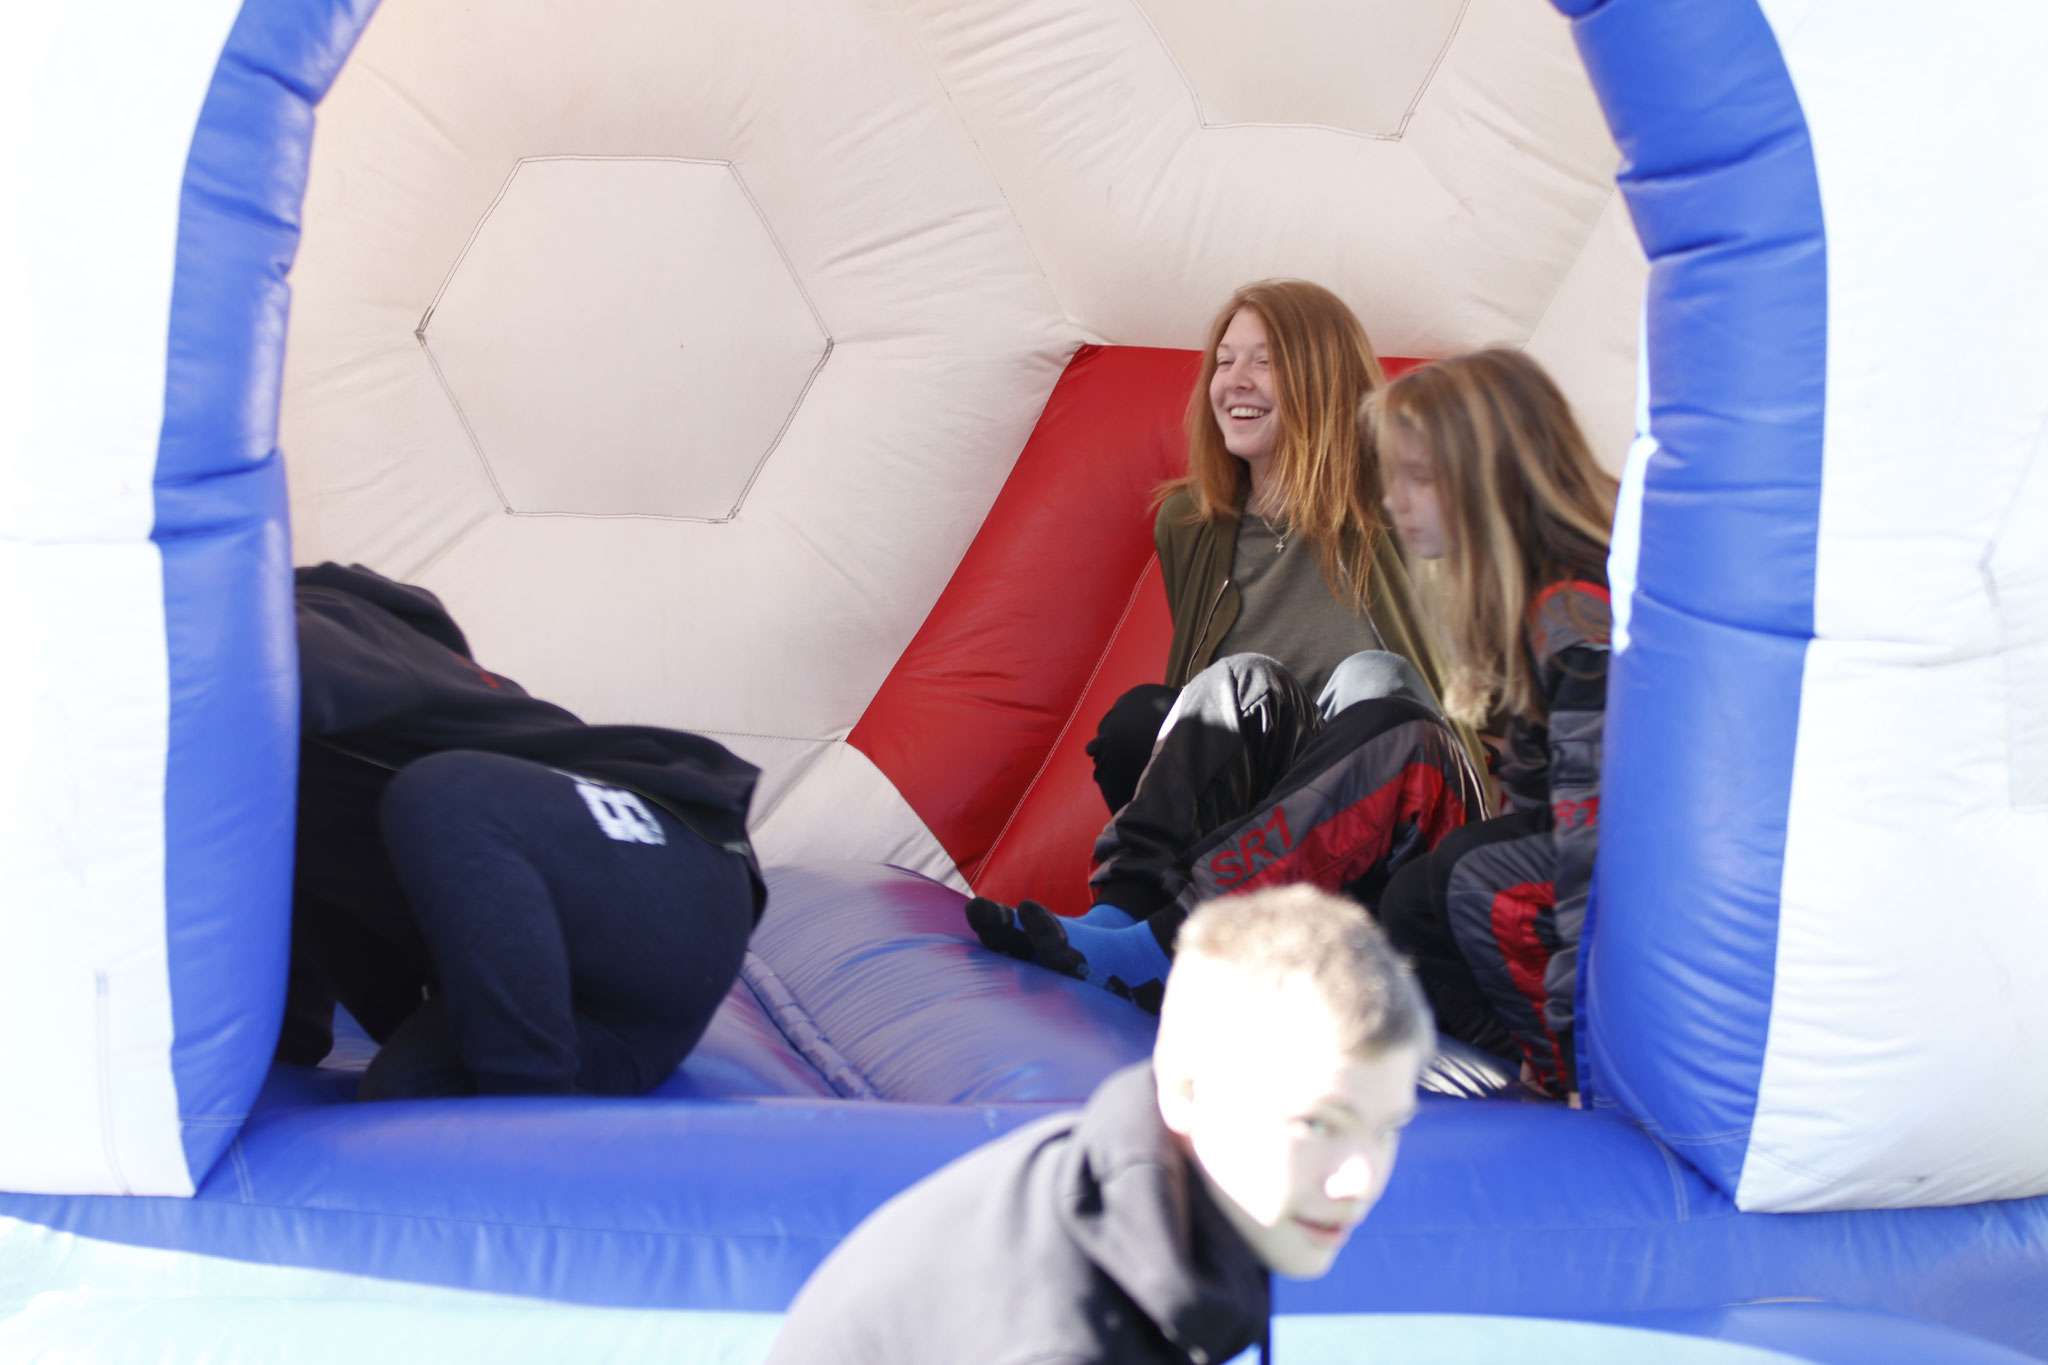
1155, 1063, 1197, 1139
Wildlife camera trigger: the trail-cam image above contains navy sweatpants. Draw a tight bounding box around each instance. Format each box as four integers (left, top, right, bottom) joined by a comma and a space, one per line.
350, 750, 754, 1100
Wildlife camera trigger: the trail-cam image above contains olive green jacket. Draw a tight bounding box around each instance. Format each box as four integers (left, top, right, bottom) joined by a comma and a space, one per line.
1152, 486, 1489, 799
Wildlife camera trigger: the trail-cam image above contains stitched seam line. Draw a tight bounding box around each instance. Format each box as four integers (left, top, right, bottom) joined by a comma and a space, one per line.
737, 952, 881, 1101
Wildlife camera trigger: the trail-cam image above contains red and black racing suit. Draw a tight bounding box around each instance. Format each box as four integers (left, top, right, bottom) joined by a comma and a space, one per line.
1376, 579, 1609, 1097
1086, 649, 1486, 960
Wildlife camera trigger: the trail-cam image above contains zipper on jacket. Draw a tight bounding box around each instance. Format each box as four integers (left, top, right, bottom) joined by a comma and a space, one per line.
311, 735, 400, 773
95, 970, 134, 1195
1191, 577, 1232, 670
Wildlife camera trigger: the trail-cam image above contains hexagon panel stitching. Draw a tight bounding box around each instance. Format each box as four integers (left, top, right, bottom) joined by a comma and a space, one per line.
1130, 0, 1469, 138
418, 156, 832, 521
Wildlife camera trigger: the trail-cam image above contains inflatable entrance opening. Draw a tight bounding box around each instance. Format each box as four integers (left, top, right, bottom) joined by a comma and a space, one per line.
4, 0, 2046, 1358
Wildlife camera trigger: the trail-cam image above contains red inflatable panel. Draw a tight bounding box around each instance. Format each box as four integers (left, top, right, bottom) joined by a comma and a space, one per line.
852, 345, 1429, 914
972, 557, 1175, 912
850, 345, 1198, 883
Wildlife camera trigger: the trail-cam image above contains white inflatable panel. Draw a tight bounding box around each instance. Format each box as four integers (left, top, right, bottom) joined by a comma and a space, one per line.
282, 0, 1073, 840
420, 156, 829, 521
0, 0, 243, 1196
746, 743, 969, 893
0, 545, 183, 1196
1130, 0, 1466, 135
280, 0, 1640, 873
1524, 193, 1646, 473
899, 0, 1639, 366
407, 326, 1058, 743
1995, 421, 2047, 809
1743, 2, 2048, 1211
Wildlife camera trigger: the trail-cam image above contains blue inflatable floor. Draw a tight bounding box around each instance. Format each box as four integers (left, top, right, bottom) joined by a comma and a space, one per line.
3, 864, 2044, 1358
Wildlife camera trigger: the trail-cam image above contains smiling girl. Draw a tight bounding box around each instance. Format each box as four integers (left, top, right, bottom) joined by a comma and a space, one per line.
1365, 348, 1618, 1100
1086, 280, 1478, 812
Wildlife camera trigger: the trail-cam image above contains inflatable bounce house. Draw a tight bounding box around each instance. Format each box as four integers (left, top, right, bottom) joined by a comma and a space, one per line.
5, 0, 2046, 1359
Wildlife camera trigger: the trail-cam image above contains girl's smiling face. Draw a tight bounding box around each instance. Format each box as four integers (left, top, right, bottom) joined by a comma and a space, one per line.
1209, 308, 1280, 469
1381, 426, 1448, 559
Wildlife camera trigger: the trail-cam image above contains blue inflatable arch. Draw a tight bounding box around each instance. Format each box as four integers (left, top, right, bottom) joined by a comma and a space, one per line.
1566, 0, 1829, 1190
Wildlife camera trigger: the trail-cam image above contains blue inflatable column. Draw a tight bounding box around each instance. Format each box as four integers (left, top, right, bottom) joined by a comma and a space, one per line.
0, 0, 379, 1197
1553, 0, 1826, 1196
155, 0, 383, 1189
1568, 0, 2048, 1212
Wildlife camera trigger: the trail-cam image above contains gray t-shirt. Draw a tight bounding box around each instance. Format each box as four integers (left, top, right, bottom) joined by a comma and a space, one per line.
1212, 515, 1383, 700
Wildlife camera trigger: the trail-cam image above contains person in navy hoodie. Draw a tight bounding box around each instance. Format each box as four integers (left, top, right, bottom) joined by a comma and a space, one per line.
281, 562, 765, 1100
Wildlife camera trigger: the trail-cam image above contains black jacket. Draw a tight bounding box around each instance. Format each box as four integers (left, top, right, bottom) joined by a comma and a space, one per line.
1153, 487, 1488, 797
284, 563, 765, 1054
1493, 577, 1609, 1092
766, 1064, 1271, 1365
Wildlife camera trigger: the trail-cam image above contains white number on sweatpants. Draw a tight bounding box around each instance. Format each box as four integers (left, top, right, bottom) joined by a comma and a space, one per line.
574, 782, 668, 845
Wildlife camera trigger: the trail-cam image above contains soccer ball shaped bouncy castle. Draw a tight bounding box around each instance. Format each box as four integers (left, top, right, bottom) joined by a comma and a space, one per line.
4, 0, 2048, 1358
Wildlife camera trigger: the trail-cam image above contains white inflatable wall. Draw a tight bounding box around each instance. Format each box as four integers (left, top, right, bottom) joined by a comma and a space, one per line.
1576, 0, 2048, 1213
1741, 1, 2048, 1210
1, 0, 246, 1197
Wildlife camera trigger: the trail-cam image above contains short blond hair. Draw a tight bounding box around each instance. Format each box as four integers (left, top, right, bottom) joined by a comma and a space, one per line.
1174, 886, 1432, 1057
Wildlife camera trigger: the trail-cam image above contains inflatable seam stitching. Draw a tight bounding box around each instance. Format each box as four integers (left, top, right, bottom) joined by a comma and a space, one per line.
150, 454, 283, 497
1614, 119, 1815, 195
1589, 1075, 1747, 1153
392, 507, 495, 583
892, 6, 1066, 329
94, 972, 133, 1196
1522, 187, 1625, 350
1119, 0, 1470, 140
691, 160, 833, 522
229, 1140, 255, 1203
1621, 583, 1819, 644
1648, 1132, 1694, 1222
1987, 412, 2047, 809
1634, 1122, 1751, 1149
1735, 1136, 1895, 1194
223, 32, 319, 105
133, 1187, 857, 1244
415, 154, 840, 525
736, 952, 880, 1100
179, 170, 298, 239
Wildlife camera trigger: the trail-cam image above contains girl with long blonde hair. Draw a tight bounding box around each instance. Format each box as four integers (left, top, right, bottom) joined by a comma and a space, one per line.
967, 282, 1484, 1001
1366, 348, 1618, 1100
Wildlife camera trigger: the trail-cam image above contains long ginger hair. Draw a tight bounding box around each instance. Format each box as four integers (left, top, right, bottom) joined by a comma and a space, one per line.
1163, 280, 1388, 612
1364, 348, 1618, 726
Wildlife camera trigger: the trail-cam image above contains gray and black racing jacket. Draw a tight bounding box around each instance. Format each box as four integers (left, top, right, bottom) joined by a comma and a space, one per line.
1495, 579, 1610, 1094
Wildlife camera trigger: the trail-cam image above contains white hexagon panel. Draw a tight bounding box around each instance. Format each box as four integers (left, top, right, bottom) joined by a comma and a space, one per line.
1133, 0, 1467, 134
419, 156, 830, 521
